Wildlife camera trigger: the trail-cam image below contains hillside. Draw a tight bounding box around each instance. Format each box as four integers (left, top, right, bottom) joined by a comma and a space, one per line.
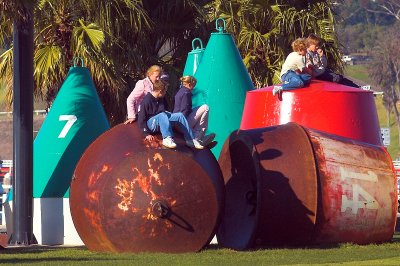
344, 65, 399, 159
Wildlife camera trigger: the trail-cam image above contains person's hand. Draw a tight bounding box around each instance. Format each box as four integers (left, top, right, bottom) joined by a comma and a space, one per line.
124, 118, 136, 124
145, 135, 155, 142
317, 48, 324, 57
303, 67, 313, 75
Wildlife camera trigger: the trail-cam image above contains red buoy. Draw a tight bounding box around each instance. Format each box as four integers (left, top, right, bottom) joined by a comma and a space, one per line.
240, 81, 382, 146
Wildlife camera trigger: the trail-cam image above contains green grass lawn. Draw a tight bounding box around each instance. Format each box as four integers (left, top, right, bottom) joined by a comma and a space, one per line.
1, 239, 400, 265
344, 64, 374, 84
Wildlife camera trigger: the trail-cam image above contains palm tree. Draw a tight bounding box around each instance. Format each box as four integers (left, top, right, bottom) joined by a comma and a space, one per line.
1, 0, 208, 124
206, 0, 342, 88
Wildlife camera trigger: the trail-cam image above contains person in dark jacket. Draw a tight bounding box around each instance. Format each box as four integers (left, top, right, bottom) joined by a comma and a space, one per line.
138, 80, 204, 149
173, 76, 215, 146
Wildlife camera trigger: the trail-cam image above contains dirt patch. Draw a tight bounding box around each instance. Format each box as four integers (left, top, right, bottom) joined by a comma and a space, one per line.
0, 115, 45, 159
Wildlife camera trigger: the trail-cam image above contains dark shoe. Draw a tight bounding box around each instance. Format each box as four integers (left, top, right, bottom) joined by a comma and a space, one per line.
200, 133, 216, 147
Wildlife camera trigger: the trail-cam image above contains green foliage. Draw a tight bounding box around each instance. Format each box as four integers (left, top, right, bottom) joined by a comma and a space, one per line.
0, 0, 208, 124
206, 0, 343, 87
335, 1, 397, 54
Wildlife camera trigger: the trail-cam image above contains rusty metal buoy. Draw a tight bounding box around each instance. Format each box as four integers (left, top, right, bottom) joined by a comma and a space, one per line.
217, 123, 397, 249
70, 124, 224, 253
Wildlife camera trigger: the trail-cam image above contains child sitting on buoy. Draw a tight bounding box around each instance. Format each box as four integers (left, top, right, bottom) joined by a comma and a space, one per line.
173, 75, 215, 147
273, 38, 312, 96
305, 34, 359, 88
137, 80, 204, 149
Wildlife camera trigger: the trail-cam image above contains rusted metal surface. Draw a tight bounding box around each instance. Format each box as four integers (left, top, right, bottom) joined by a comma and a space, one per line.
70, 123, 224, 253
217, 123, 318, 249
306, 128, 397, 244
217, 123, 396, 249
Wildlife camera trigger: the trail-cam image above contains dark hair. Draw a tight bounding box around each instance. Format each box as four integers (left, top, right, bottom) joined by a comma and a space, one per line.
152, 80, 166, 92
307, 33, 321, 46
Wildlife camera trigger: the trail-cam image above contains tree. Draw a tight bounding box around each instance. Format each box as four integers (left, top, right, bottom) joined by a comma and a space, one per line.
362, 0, 400, 21
206, 0, 342, 88
368, 25, 400, 144
1, 0, 347, 122
0, 0, 208, 124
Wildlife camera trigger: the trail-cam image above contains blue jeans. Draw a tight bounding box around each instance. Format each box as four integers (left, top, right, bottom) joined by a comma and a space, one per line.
317, 69, 359, 88
281, 71, 311, 91
147, 112, 194, 140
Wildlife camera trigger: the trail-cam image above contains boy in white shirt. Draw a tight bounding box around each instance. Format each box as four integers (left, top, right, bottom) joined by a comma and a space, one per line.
273, 38, 312, 96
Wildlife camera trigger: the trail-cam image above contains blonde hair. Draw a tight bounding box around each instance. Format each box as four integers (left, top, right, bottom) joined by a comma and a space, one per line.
180, 75, 197, 87
306, 33, 321, 46
291, 38, 307, 52
146, 65, 162, 77
152, 80, 167, 92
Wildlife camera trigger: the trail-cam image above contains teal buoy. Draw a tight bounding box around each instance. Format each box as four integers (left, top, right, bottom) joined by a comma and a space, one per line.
33, 58, 110, 198
183, 38, 205, 76
192, 18, 254, 158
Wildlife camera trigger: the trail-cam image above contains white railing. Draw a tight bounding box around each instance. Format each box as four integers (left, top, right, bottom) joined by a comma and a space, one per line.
0, 110, 47, 116
0, 160, 12, 168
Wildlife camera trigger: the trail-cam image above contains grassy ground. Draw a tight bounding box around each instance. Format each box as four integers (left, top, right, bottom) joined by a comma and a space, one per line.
0, 239, 400, 265
343, 64, 374, 85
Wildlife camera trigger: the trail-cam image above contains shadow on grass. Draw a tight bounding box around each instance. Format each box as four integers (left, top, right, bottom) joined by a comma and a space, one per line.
203, 232, 400, 252
0, 245, 86, 254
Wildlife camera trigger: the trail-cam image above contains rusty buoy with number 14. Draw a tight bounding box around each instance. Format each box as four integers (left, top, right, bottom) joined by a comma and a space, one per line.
70, 123, 224, 253
217, 122, 397, 250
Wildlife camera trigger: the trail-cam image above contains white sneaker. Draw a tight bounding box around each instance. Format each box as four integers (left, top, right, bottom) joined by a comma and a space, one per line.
162, 136, 177, 149
272, 85, 282, 96
200, 133, 216, 147
186, 139, 204, 149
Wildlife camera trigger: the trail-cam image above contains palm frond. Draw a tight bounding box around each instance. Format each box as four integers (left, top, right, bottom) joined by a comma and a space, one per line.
72, 19, 105, 53
0, 47, 13, 106
34, 44, 64, 97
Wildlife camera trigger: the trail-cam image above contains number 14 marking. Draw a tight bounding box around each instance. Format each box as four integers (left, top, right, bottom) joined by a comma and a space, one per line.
340, 167, 379, 214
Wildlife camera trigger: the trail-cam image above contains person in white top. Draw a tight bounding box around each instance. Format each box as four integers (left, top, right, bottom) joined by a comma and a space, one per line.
273, 38, 312, 96
124, 65, 162, 124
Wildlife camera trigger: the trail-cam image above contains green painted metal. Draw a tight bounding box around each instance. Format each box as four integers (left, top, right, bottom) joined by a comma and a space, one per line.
183, 38, 205, 76
192, 18, 254, 158
33, 58, 110, 198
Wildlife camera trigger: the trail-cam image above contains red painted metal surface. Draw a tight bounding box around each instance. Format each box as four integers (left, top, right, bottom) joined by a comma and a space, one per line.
240, 80, 382, 146
0, 234, 8, 248
70, 123, 224, 253
217, 123, 396, 249
307, 128, 397, 244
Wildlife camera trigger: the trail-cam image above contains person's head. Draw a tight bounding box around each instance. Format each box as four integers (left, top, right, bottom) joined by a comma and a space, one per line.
151, 80, 167, 98
292, 38, 307, 56
306, 34, 321, 52
146, 65, 162, 83
180, 75, 197, 90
